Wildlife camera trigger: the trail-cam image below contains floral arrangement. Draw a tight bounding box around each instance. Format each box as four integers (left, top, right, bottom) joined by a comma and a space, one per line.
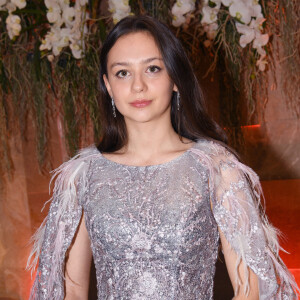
39, 0, 89, 60
0, 0, 27, 39
0, 0, 299, 177
108, 0, 131, 24
171, 0, 269, 71
0, 0, 269, 69
171, 0, 195, 27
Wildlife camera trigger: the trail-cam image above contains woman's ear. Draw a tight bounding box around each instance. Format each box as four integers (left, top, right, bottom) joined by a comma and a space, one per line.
173, 84, 178, 93
103, 74, 112, 97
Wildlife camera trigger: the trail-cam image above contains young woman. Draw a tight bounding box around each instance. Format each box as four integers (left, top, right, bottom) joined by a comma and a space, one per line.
27, 15, 299, 299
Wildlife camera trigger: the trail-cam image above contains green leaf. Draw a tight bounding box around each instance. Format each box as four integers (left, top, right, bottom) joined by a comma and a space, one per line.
33, 40, 42, 81
98, 19, 107, 42
0, 59, 11, 94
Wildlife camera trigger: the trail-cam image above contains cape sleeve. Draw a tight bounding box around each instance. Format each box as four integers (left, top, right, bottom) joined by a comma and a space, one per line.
26, 146, 100, 300
190, 141, 299, 300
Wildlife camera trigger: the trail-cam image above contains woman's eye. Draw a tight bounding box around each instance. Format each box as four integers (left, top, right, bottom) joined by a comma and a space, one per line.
116, 70, 129, 78
147, 65, 161, 73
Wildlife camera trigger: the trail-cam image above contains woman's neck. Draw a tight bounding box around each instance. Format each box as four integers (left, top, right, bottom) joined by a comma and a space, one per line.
124, 121, 183, 155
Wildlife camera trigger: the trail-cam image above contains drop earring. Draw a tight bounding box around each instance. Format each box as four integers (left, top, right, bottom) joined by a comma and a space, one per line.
111, 97, 116, 118
176, 92, 180, 111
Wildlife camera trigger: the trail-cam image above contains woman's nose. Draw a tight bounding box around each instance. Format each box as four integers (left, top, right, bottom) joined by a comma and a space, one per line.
131, 73, 146, 93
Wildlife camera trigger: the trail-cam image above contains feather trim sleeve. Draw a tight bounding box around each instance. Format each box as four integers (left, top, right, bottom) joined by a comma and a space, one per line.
190, 140, 299, 300
26, 146, 100, 300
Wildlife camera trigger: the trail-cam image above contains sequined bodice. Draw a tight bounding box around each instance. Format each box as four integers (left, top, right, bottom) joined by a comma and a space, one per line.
82, 149, 219, 299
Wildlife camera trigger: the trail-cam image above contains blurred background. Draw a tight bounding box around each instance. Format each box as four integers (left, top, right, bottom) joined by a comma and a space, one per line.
0, 0, 299, 299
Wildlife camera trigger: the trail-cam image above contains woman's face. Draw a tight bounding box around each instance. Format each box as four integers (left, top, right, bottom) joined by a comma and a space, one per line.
103, 31, 177, 125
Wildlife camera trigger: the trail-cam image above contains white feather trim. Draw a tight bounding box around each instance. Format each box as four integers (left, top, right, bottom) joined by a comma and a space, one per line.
190, 140, 299, 298
26, 146, 100, 298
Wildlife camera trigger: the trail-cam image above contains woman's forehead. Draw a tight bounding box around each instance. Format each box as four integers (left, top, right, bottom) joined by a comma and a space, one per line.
107, 32, 163, 66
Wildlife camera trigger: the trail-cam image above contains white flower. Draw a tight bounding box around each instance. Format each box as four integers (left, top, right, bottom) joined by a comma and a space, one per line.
201, 6, 219, 24
11, 0, 26, 9
253, 33, 268, 55
253, 31, 268, 49
229, 1, 252, 24
47, 54, 54, 62
70, 42, 83, 59
52, 16, 63, 28
235, 15, 269, 71
108, 0, 131, 24
256, 55, 267, 71
172, 14, 186, 27
40, 38, 52, 51
39, 28, 59, 51
109, 0, 130, 14
251, 3, 262, 18
69, 4, 84, 33
112, 10, 130, 24
240, 31, 255, 48
59, 27, 71, 44
0, 0, 7, 7
45, 27, 71, 55
171, 0, 195, 27
109, 0, 130, 11
40, 26, 71, 53
236, 23, 255, 47
221, 0, 233, 7
52, 42, 63, 55
236, 18, 268, 48
45, 0, 61, 23
39, 0, 88, 59
6, 13, 21, 39
172, 0, 195, 16
62, 6, 75, 27
5, 2, 16, 12
58, 0, 69, 9
250, 17, 266, 32
45, 0, 57, 10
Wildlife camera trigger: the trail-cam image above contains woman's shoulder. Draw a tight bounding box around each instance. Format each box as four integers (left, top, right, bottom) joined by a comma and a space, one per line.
61, 145, 100, 167
192, 138, 259, 185
50, 145, 101, 185
74, 144, 100, 158
192, 138, 236, 161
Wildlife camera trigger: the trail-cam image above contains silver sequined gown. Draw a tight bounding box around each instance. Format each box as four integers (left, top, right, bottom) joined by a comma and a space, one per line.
28, 139, 299, 299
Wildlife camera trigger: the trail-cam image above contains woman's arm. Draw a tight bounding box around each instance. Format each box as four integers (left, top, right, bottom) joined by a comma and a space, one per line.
219, 229, 259, 300
190, 142, 298, 298
64, 212, 92, 300
27, 147, 100, 299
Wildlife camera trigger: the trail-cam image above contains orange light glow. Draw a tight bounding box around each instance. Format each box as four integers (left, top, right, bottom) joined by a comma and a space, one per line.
223, 124, 261, 130
241, 124, 261, 129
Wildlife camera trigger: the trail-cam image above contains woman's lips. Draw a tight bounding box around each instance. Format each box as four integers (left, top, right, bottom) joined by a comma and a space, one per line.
130, 100, 152, 108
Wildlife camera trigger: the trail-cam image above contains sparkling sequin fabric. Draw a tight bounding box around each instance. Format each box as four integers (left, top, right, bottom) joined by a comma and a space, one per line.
28, 139, 298, 299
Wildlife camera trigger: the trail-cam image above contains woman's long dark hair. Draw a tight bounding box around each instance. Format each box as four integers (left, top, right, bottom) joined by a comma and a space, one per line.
98, 15, 227, 153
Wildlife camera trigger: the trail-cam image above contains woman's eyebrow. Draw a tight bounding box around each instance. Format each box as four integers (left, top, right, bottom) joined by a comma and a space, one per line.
110, 57, 163, 69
